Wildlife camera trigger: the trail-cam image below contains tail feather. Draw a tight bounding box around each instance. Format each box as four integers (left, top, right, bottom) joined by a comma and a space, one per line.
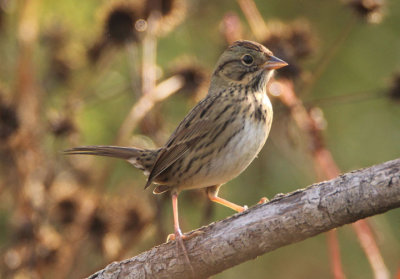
64, 145, 162, 184
64, 145, 143, 160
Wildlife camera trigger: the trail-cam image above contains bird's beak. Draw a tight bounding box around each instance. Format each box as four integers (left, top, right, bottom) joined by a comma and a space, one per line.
264, 56, 288, 70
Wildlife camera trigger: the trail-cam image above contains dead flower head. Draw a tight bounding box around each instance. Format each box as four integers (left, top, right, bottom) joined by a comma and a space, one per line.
347, 0, 385, 23
262, 20, 317, 80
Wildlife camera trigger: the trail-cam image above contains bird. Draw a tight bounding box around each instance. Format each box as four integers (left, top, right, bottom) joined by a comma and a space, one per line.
64, 40, 287, 243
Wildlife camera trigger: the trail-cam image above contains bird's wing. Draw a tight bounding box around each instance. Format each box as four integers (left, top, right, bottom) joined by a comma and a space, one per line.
145, 96, 219, 188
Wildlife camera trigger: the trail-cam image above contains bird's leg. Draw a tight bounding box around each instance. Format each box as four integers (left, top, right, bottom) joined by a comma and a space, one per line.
166, 191, 187, 241
206, 185, 248, 213
167, 191, 204, 242
167, 191, 193, 273
172, 191, 184, 239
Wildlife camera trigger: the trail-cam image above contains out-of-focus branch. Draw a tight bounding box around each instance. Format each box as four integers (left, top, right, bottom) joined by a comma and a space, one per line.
272, 79, 390, 279
353, 219, 391, 279
116, 75, 185, 145
299, 16, 357, 96
141, 13, 159, 96
237, 0, 269, 41
221, 12, 243, 45
88, 158, 400, 279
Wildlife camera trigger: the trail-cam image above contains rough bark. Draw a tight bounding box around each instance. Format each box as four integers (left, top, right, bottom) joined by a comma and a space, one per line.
88, 158, 400, 279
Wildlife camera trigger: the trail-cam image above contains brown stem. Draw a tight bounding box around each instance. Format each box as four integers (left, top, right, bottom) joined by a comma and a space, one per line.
141, 13, 159, 96
272, 78, 390, 279
353, 220, 390, 279
116, 75, 184, 145
237, 0, 269, 41
327, 229, 346, 279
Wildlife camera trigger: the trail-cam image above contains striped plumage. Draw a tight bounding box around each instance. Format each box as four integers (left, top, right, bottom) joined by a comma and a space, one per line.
65, 40, 287, 241
152, 82, 273, 192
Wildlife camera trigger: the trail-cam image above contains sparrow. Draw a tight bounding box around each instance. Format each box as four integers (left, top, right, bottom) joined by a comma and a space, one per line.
65, 40, 287, 244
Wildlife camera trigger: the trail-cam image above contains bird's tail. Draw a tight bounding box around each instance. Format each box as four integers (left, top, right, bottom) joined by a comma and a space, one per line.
64, 145, 160, 173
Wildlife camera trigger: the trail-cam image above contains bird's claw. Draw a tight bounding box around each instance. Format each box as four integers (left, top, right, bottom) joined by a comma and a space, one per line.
167, 233, 177, 242
166, 230, 204, 242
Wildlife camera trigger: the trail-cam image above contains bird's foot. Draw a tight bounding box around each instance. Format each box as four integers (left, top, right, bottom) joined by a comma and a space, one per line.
167, 227, 186, 242
167, 229, 195, 276
166, 233, 180, 242
258, 197, 269, 204
167, 230, 204, 242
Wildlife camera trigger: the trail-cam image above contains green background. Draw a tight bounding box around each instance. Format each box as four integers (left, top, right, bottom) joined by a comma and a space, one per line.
0, 0, 399, 278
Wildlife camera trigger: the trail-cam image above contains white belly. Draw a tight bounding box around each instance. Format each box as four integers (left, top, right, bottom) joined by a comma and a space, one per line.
208, 119, 268, 183
180, 117, 270, 190
175, 92, 273, 190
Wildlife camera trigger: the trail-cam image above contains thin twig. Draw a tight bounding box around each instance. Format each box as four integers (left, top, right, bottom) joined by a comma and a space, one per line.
327, 229, 346, 279
237, 0, 269, 41
270, 79, 345, 279
141, 13, 159, 96
125, 43, 141, 97
116, 75, 185, 145
353, 220, 390, 279
299, 16, 357, 96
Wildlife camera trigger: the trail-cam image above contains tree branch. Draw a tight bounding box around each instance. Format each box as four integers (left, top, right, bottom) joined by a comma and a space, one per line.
88, 158, 400, 279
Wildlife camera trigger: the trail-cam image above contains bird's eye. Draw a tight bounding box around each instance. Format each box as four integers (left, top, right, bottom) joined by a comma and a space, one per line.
241, 54, 254, 65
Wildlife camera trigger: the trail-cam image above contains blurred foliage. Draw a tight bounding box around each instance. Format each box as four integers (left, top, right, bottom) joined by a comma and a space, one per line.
0, 0, 399, 278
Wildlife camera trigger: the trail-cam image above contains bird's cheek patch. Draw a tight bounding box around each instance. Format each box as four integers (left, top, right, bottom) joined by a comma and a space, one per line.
222, 67, 250, 82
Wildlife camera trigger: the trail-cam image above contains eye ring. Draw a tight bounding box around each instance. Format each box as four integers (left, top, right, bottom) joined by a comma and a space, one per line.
241, 54, 254, 66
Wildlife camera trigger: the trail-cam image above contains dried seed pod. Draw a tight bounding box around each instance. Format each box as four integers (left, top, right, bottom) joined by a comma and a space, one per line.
41, 23, 68, 51
88, 1, 143, 63
264, 32, 301, 80
36, 225, 61, 266
288, 22, 316, 60
139, 111, 164, 137
50, 56, 71, 83
87, 39, 109, 64
48, 177, 83, 227
262, 20, 316, 80
169, 60, 209, 100
48, 115, 75, 137
142, 0, 187, 36
54, 198, 78, 225
0, 98, 19, 142
89, 210, 109, 238
123, 207, 144, 233
388, 73, 400, 102
13, 219, 35, 243
41, 24, 74, 84
347, 0, 385, 23
104, 194, 152, 238
103, 2, 141, 45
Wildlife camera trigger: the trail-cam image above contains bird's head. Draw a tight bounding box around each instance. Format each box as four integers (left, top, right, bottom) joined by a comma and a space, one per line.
211, 40, 287, 91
